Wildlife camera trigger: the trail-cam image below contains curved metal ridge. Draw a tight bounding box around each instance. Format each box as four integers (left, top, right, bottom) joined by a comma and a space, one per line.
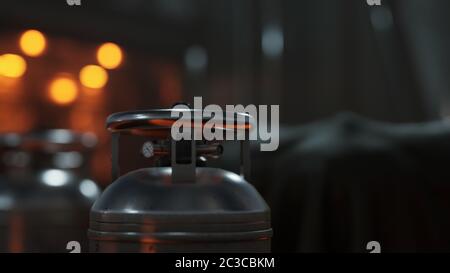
0, 130, 97, 151
106, 109, 254, 133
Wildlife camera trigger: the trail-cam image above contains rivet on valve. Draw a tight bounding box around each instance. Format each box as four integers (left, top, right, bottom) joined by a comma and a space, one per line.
141, 141, 154, 158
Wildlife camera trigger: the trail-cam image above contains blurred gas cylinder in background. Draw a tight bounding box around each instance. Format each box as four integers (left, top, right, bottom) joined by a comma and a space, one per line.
89, 107, 272, 253
0, 130, 100, 253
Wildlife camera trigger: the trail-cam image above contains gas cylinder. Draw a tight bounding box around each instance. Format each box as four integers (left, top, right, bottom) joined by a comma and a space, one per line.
0, 130, 101, 252
89, 108, 272, 253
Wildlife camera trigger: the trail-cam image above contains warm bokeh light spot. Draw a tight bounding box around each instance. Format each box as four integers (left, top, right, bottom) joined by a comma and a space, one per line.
96, 42, 123, 69
0, 54, 27, 78
19, 30, 47, 57
48, 76, 78, 105
0, 55, 4, 77
79, 65, 108, 89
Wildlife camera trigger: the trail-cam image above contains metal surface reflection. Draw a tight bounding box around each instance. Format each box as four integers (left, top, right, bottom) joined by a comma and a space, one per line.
0, 130, 100, 253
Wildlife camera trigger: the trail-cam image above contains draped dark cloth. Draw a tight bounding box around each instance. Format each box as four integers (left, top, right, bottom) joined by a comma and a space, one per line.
252, 113, 450, 252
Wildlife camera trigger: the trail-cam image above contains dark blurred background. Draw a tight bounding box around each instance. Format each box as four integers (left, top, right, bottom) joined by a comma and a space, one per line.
1, 0, 450, 252
1, 0, 449, 184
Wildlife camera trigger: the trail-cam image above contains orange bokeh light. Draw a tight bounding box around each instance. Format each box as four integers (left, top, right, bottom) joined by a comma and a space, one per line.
96, 42, 123, 70
79, 65, 108, 89
19, 29, 47, 57
48, 76, 79, 105
0, 54, 27, 78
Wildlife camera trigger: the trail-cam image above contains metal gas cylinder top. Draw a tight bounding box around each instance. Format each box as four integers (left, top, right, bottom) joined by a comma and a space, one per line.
0, 130, 100, 208
21, 129, 97, 152
0, 130, 100, 252
89, 108, 271, 251
106, 109, 253, 137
